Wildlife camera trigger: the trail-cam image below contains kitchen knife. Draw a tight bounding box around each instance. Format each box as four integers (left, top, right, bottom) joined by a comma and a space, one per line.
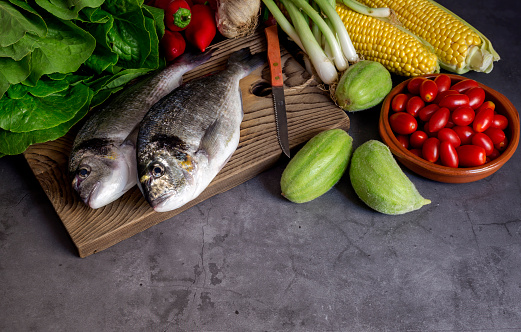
265, 24, 291, 158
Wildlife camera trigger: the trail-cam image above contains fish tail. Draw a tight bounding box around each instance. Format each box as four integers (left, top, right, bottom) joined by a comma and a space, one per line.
175, 48, 216, 68
227, 47, 266, 78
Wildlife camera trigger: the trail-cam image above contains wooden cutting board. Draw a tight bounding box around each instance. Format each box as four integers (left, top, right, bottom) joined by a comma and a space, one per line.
23, 31, 350, 258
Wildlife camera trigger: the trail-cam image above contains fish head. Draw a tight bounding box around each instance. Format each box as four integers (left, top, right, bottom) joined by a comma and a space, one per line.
138, 150, 197, 212
69, 145, 136, 209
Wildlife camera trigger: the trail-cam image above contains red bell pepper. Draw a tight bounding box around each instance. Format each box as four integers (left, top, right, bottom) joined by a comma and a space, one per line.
161, 30, 186, 62
161, 0, 191, 32
184, 4, 216, 52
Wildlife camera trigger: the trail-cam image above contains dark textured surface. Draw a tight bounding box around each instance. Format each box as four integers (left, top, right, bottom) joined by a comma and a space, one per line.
1, 0, 521, 331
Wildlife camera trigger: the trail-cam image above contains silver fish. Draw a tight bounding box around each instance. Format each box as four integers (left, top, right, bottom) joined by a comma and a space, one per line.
69, 51, 213, 209
137, 48, 265, 212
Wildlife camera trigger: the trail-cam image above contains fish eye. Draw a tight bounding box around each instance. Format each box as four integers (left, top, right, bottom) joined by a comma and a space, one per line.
78, 166, 91, 179
151, 164, 164, 178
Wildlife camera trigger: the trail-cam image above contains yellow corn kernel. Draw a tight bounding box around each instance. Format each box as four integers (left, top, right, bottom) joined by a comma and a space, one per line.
356, 0, 499, 73
335, 4, 439, 76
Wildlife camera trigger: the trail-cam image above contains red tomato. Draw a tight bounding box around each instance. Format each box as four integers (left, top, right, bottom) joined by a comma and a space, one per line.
433, 89, 459, 104
451, 79, 479, 93
453, 126, 475, 145
445, 118, 455, 129
410, 130, 428, 148
418, 104, 440, 122
407, 77, 427, 95
409, 148, 422, 158
423, 122, 438, 137
439, 94, 470, 111
465, 87, 485, 110
396, 134, 409, 149
391, 93, 410, 112
495, 136, 509, 152
484, 127, 506, 145
420, 79, 438, 102
437, 128, 461, 147
428, 107, 450, 132
472, 133, 495, 156
389, 112, 418, 135
488, 148, 500, 161
422, 137, 440, 162
491, 113, 508, 130
434, 74, 451, 93
476, 101, 495, 114
439, 141, 459, 167
456, 145, 486, 167
406, 96, 425, 117
473, 107, 494, 132
451, 106, 475, 126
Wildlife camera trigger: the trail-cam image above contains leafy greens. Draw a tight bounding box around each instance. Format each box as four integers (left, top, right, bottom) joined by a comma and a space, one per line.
0, 0, 165, 156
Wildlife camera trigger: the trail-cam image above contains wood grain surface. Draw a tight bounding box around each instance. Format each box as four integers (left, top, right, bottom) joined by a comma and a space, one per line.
23, 31, 350, 258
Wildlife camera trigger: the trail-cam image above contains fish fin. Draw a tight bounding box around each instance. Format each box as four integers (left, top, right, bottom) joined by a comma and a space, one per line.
122, 125, 139, 148
175, 47, 216, 67
197, 119, 221, 160
228, 48, 266, 77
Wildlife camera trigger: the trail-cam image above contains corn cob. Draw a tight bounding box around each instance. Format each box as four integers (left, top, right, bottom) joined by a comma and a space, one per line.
335, 4, 439, 76
356, 0, 500, 74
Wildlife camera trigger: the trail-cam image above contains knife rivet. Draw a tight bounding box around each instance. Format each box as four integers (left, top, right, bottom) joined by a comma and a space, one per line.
273, 62, 279, 66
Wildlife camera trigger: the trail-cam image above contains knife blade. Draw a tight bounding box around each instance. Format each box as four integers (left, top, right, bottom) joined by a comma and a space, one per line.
265, 24, 291, 158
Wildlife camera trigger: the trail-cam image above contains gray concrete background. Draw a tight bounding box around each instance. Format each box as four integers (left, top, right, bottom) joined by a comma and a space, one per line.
1, 0, 521, 331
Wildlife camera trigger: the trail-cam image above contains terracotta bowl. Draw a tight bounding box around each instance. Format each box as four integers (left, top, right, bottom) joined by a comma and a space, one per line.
379, 74, 520, 183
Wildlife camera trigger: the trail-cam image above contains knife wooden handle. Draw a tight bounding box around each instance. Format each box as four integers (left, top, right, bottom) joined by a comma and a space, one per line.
265, 25, 284, 87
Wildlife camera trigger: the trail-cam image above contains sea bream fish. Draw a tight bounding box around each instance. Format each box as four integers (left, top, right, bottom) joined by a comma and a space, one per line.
137, 48, 265, 212
69, 50, 213, 209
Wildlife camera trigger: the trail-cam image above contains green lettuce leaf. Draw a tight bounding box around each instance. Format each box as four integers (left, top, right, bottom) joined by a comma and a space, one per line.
34, 0, 104, 20
0, 0, 47, 47
0, 89, 93, 155
0, 83, 91, 132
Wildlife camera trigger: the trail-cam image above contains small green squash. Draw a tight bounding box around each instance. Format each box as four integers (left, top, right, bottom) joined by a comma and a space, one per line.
281, 129, 353, 203
334, 60, 392, 112
349, 140, 431, 215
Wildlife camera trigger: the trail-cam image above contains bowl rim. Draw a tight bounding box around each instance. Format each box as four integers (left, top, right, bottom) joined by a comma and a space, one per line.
379, 73, 520, 182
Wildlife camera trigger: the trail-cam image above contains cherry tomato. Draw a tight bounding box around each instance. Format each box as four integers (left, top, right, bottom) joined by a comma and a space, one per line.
438, 94, 469, 111
472, 133, 494, 156
410, 130, 428, 148
473, 107, 494, 132
406, 96, 425, 117
451, 106, 475, 126
453, 126, 475, 145
407, 77, 427, 95
396, 134, 409, 149
418, 104, 440, 122
434, 74, 451, 93
456, 145, 486, 167
476, 101, 495, 114
437, 128, 461, 147
420, 79, 438, 102
495, 136, 509, 152
491, 113, 508, 130
451, 79, 479, 93
445, 118, 455, 129
409, 148, 422, 158
422, 137, 440, 162
464, 87, 485, 110
433, 89, 459, 104
389, 112, 418, 135
484, 127, 506, 145
488, 148, 500, 161
439, 141, 459, 168
423, 122, 438, 137
391, 93, 410, 112
428, 107, 450, 132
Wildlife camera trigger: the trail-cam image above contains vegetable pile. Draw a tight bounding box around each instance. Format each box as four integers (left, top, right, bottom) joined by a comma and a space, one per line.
0, 0, 165, 157
389, 75, 510, 168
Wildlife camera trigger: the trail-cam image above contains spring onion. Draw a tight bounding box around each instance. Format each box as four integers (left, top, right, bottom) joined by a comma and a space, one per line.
290, 0, 348, 71
261, 0, 305, 51
281, 0, 338, 84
